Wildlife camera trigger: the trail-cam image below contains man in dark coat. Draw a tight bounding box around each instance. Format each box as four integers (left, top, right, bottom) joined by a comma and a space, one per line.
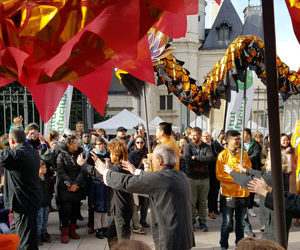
90, 144, 195, 250
0, 129, 41, 250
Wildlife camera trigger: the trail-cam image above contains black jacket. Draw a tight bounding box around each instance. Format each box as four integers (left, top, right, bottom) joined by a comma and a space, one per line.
82, 163, 133, 218
56, 145, 86, 203
0, 143, 41, 213
128, 148, 147, 169
40, 175, 54, 207
109, 164, 133, 219
184, 142, 215, 179
105, 167, 194, 250
246, 139, 262, 170
265, 191, 300, 219
230, 169, 292, 241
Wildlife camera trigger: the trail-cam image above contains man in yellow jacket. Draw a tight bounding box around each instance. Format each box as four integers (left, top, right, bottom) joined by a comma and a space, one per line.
150, 122, 180, 170
216, 130, 252, 250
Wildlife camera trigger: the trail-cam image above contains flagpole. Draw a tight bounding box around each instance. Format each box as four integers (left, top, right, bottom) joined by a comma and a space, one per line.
262, 0, 287, 247
240, 69, 247, 164
143, 85, 152, 153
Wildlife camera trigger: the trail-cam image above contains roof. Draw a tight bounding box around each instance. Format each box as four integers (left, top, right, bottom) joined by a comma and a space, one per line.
108, 73, 128, 94
93, 109, 156, 135
242, 5, 264, 39
202, 0, 243, 49
149, 116, 165, 127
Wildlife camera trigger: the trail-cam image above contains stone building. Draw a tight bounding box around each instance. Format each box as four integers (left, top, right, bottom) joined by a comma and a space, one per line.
106, 0, 268, 133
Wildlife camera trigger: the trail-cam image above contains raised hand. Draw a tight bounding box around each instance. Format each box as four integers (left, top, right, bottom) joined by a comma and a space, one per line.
236, 164, 246, 173
224, 164, 233, 174
95, 159, 108, 175
248, 178, 270, 197
76, 153, 87, 166
121, 160, 136, 175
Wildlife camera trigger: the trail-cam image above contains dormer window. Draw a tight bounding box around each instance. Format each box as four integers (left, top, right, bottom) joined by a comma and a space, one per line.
216, 21, 232, 42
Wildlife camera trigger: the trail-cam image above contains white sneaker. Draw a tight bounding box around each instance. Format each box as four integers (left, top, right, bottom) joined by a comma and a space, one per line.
248, 208, 256, 217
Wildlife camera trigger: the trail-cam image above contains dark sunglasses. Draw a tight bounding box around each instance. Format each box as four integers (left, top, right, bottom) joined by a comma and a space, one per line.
136, 141, 144, 144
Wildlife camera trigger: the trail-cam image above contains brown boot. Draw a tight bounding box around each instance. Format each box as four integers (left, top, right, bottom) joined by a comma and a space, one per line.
69, 223, 80, 239
61, 227, 69, 243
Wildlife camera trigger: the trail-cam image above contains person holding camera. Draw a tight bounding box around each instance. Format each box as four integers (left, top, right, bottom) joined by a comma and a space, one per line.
127, 124, 152, 153
216, 130, 252, 250
26, 123, 48, 155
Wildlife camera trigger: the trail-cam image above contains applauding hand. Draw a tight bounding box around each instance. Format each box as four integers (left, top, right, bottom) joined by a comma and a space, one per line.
121, 161, 136, 175
248, 178, 271, 197
76, 153, 87, 166
94, 158, 109, 175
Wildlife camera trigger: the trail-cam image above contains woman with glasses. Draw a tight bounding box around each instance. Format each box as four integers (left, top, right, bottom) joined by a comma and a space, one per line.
128, 136, 149, 231
86, 137, 110, 238
56, 135, 86, 244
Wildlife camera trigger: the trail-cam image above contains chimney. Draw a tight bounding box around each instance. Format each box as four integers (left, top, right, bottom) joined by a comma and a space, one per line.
243, 4, 262, 22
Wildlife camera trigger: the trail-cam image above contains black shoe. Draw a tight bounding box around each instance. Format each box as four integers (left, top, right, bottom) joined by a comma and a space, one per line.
141, 221, 150, 228
37, 238, 44, 246
102, 228, 108, 238
41, 232, 51, 243
96, 229, 104, 239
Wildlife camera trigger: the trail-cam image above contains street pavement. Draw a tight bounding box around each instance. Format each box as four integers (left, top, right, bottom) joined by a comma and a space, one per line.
40, 201, 300, 250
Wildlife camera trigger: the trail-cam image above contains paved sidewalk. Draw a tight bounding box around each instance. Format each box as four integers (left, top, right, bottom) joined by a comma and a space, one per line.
40, 202, 300, 250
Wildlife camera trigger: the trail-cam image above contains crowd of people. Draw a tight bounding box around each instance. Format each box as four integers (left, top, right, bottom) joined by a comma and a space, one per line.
0, 116, 299, 250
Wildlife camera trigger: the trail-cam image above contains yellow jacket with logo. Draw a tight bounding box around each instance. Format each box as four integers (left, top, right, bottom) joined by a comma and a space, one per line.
216, 148, 252, 197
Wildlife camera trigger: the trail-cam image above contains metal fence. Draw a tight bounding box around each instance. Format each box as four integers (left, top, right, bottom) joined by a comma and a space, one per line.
0, 82, 107, 136
249, 86, 300, 136
0, 81, 42, 135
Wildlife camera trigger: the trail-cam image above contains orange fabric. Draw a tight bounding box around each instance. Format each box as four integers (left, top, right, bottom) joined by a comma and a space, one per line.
216, 148, 252, 198
0, 234, 19, 250
0, 143, 5, 150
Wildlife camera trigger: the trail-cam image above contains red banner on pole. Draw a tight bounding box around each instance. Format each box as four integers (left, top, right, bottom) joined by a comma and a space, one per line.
286, 0, 300, 44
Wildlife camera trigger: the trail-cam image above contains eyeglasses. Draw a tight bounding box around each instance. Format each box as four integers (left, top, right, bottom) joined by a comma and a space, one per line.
136, 141, 144, 144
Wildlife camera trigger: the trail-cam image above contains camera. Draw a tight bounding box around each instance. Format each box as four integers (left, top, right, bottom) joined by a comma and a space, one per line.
133, 125, 139, 131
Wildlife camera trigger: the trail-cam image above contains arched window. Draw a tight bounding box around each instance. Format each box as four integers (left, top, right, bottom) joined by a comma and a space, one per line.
216, 21, 232, 42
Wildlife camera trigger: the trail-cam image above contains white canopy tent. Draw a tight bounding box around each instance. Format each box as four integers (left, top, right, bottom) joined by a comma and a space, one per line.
93, 109, 156, 135
150, 116, 180, 133
149, 116, 164, 127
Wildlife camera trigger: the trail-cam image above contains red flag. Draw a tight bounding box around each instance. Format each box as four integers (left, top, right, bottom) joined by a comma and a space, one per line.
286, 0, 300, 44
214, 0, 221, 5
27, 83, 69, 122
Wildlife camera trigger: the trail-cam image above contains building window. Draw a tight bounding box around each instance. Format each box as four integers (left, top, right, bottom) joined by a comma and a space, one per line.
216, 21, 231, 42
160, 95, 173, 110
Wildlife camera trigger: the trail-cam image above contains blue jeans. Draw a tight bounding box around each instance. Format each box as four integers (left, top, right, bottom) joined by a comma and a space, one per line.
220, 204, 247, 249
37, 206, 49, 237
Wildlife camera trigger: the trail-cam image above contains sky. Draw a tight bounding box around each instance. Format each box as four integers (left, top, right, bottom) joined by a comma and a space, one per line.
205, 0, 300, 71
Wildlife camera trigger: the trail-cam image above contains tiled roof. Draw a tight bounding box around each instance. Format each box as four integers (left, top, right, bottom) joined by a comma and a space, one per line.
202, 0, 243, 49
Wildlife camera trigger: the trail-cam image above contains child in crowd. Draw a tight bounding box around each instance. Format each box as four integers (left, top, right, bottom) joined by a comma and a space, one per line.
37, 160, 54, 246
9, 116, 24, 132
89, 178, 108, 239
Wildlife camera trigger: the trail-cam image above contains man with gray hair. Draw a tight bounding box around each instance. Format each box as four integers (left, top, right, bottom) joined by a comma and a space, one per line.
88, 144, 194, 250
0, 129, 41, 249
